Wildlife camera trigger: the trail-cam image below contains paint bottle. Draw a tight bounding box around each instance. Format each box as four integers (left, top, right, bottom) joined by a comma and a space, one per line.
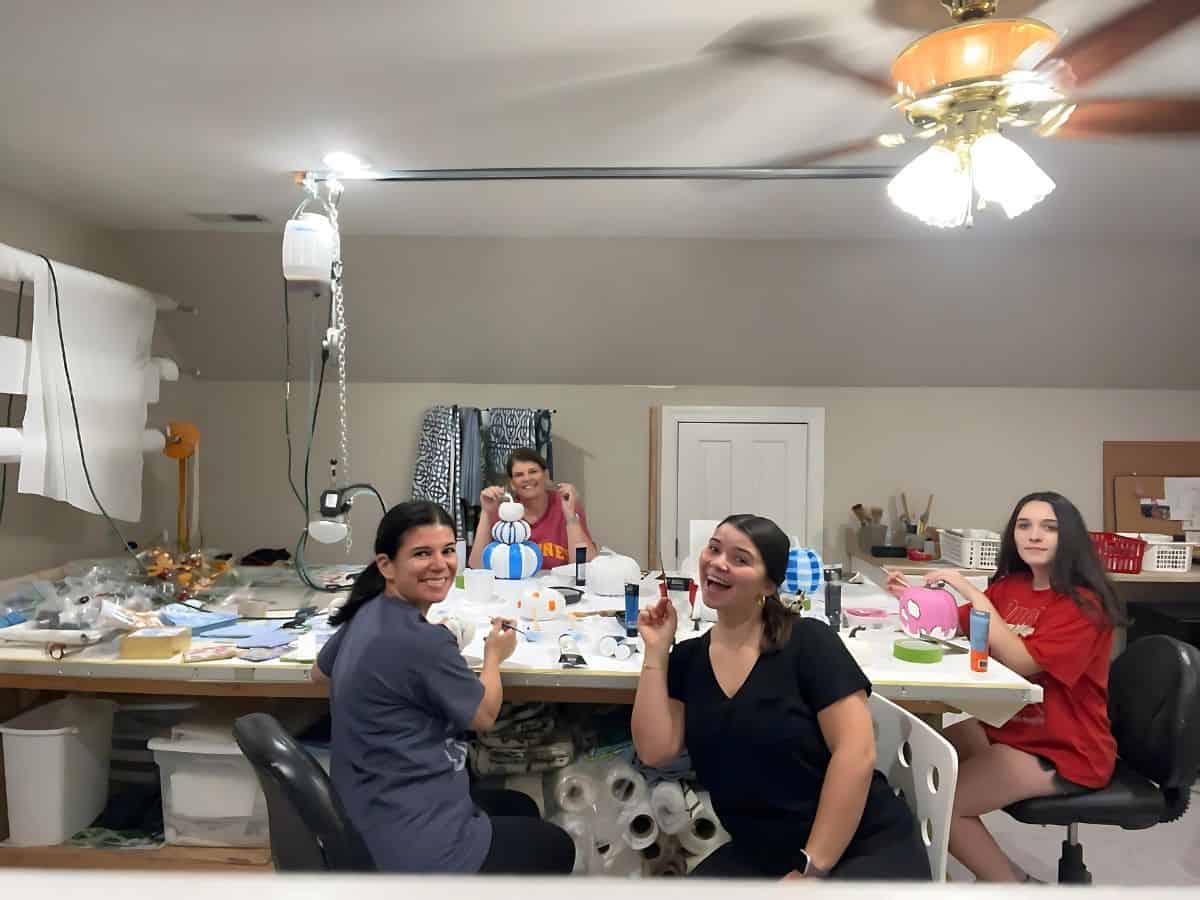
823, 567, 842, 632
969, 607, 990, 673
624, 583, 640, 637
575, 546, 586, 587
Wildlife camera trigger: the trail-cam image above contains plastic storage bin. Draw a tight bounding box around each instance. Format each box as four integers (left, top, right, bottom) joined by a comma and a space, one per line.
148, 723, 268, 847
1090, 532, 1146, 575
1122, 534, 1196, 574
0, 697, 117, 846
938, 529, 1001, 570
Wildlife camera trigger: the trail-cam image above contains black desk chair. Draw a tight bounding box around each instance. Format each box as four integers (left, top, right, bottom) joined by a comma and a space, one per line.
1005, 635, 1200, 884
233, 713, 375, 872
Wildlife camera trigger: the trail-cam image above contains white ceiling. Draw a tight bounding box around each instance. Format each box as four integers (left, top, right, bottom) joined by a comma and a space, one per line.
3, 0, 1198, 239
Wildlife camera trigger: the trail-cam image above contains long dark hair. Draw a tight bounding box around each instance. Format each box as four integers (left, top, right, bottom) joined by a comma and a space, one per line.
719, 514, 797, 652
993, 491, 1128, 627
329, 501, 456, 627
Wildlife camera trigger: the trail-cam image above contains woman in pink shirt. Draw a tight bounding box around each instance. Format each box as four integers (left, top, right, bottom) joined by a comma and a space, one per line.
467, 449, 598, 570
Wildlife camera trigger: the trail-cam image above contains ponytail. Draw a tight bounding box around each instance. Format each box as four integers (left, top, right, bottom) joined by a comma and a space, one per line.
761, 592, 798, 653
330, 561, 385, 627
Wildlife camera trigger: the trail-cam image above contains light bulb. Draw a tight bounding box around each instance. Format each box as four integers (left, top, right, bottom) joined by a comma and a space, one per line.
322, 151, 372, 175
969, 133, 1055, 219
887, 144, 972, 229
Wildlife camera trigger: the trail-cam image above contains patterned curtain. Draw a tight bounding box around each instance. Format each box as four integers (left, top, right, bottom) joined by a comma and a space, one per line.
411, 405, 463, 537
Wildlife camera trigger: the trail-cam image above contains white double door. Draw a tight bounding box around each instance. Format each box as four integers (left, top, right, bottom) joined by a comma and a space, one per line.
674, 421, 810, 563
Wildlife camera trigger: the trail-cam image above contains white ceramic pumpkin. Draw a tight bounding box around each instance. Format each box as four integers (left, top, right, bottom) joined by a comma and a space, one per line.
515, 586, 566, 620
586, 548, 642, 597
498, 495, 526, 523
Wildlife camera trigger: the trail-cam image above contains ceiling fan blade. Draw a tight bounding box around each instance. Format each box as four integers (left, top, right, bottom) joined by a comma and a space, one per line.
1050, 96, 1200, 138
307, 165, 898, 183
1048, 0, 1200, 89
706, 18, 894, 96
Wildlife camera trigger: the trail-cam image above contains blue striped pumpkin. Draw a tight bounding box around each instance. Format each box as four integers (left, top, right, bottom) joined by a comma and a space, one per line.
491, 519, 532, 545
482, 540, 543, 579
783, 546, 823, 595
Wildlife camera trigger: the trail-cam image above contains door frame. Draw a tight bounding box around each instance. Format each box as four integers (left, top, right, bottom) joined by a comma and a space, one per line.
657, 406, 826, 569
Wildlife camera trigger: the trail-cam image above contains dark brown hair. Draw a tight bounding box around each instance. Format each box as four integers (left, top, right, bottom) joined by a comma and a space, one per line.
993, 491, 1128, 627
330, 501, 455, 627
719, 514, 797, 653
505, 448, 548, 478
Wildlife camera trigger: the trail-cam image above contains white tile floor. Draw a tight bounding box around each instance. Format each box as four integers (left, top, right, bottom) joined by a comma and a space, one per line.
946, 787, 1200, 885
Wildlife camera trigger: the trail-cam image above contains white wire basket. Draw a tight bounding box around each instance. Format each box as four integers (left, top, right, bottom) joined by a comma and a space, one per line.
1120, 534, 1195, 574
938, 529, 1001, 570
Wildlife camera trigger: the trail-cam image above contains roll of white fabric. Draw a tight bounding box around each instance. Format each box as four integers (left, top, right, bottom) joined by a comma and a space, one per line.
650, 780, 691, 835
597, 838, 642, 877
550, 812, 596, 874
677, 791, 730, 858
604, 761, 649, 808
619, 801, 660, 851
550, 766, 597, 814
641, 834, 687, 877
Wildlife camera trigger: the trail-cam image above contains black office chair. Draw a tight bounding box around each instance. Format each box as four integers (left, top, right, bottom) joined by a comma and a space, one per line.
233, 713, 375, 872
1005, 635, 1200, 884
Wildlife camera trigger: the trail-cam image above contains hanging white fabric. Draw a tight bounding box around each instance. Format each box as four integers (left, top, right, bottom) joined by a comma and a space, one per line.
0, 241, 166, 521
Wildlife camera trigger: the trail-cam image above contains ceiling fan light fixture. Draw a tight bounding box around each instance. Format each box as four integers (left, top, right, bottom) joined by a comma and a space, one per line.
891, 18, 1059, 97
969, 132, 1055, 218
887, 143, 972, 228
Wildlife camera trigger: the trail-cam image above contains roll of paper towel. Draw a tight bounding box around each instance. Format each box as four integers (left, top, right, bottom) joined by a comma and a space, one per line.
604, 761, 649, 807
550, 767, 597, 814
677, 791, 729, 858
550, 813, 596, 874
619, 801, 660, 851
650, 781, 691, 835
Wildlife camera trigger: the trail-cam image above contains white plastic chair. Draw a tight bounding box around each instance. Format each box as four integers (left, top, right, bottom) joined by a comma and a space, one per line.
869, 694, 959, 881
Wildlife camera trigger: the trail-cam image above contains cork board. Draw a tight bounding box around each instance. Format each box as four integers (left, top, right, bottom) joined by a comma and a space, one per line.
1103, 441, 1200, 533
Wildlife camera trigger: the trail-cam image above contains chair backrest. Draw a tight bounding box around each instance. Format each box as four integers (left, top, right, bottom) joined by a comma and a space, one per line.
1108, 635, 1200, 796
869, 694, 959, 881
232, 713, 375, 872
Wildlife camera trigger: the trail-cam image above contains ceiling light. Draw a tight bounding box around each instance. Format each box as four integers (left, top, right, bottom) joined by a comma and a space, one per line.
322, 151, 372, 175
887, 131, 1054, 228
887, 144, 972, 229
969, 132, 1055, 219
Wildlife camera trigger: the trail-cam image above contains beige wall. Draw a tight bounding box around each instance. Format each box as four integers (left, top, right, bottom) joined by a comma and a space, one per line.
182, 380, 1200, 569
0, 185, 180, 579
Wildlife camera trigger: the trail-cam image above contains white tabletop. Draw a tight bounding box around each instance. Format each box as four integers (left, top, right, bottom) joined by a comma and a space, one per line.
0, 568, 1040, 724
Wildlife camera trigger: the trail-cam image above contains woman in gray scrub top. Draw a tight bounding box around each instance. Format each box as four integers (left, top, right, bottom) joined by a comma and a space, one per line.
313, 500, 574, 874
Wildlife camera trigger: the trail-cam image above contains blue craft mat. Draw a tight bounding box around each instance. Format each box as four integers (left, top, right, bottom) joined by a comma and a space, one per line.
158, 605, 239, 635
202, 620, 283, 640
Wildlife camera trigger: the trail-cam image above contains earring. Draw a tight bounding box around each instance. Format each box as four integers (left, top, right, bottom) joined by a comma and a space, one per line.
758, 595, 766, 608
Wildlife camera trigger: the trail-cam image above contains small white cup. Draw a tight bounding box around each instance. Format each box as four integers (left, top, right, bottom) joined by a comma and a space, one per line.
464, 569, 495, 603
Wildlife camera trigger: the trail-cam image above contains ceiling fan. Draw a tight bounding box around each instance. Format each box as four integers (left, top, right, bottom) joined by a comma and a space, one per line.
303, 0, 1200, 227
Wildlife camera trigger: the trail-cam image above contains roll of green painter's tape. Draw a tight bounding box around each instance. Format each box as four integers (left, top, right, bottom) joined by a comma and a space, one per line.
893, 638, 944, 664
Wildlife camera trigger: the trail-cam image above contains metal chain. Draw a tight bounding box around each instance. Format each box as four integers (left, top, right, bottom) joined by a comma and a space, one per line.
326, 182, 352, 551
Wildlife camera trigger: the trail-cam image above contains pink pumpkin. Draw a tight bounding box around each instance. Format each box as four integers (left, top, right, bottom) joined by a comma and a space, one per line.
898, 586, 960, 640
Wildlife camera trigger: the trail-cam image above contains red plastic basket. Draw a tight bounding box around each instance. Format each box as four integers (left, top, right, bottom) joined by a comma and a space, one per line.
1089, 532, 1146, 575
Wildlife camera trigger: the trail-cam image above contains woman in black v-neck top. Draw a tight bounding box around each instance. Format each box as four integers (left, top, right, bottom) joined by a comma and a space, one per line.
632, 515, 929, 881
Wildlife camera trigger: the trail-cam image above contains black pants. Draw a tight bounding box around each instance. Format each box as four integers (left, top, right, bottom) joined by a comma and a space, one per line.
473, 788, 575, 875
692, 826, 932, 881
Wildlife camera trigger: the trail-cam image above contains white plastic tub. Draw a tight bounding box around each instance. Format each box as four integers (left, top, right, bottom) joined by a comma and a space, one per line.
148, 725, 268, 847
0, 697, 117, 846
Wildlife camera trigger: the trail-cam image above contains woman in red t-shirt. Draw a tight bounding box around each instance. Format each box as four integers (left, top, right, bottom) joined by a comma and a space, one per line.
886, 491, 1126, 882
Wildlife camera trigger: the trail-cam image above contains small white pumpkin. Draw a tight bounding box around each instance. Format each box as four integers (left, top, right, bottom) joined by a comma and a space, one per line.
515, 586, 566, 620
498, 493, 526, 523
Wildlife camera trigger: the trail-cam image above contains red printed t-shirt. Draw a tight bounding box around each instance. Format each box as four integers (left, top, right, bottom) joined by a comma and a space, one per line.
957, 574, 1116, 788
527, 490, 590, 569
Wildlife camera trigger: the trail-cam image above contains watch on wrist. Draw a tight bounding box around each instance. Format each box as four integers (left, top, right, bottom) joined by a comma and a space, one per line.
796, 848, 829, 878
